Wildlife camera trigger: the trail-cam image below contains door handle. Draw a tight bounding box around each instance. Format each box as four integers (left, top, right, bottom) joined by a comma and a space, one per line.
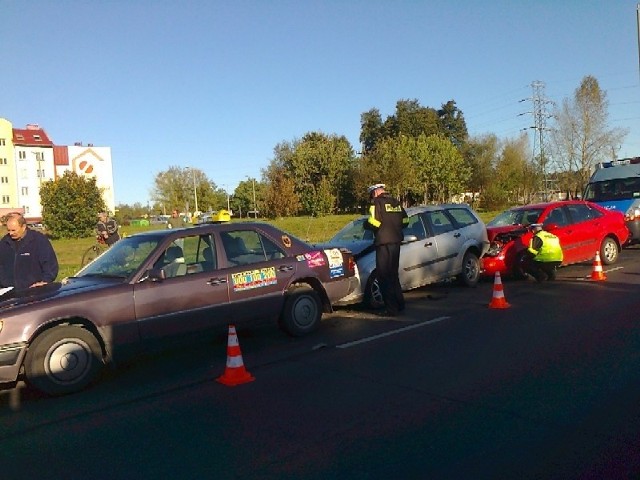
424, 242, 434, 247
278, 265, 294, 272
454, 232, 461, 238
207, 277, 227, 285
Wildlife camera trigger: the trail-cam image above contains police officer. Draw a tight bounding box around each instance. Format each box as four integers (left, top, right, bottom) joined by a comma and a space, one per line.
364, 183, 409, 315
524, 223, 563, 282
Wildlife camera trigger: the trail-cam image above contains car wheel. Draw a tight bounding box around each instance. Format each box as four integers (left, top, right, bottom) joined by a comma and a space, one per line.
24, 326, 103, 396
457, 250, 480, 287
364, 271, 385, 309
279, 284, 322, 337
512, 250, 528, 280
600, 236, 618, 265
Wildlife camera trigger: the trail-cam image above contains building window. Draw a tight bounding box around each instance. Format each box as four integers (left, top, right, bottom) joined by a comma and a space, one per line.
0, 158, 7, 165
1, 196, 9, 204
33, 135, 41, 141
34, 151, 43, 161
21, 187, 28, 195
0, 139, 5, 146
37, 169, 45, 178
0, 177, 7, 183
18, 151, 26, 160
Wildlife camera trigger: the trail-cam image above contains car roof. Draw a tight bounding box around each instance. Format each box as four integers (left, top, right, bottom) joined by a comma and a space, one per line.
510, 200, 595, 210
126, 221, 287, 239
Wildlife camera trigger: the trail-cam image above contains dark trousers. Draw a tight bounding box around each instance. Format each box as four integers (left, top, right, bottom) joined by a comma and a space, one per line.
525, 258, 561, 282
376, 242, 404, 313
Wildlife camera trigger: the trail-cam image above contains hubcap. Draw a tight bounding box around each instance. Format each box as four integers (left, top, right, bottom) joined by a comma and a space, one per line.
46, 340, 93, 384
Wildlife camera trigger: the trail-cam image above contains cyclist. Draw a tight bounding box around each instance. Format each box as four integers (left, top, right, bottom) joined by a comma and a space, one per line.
96, 211, 120, 246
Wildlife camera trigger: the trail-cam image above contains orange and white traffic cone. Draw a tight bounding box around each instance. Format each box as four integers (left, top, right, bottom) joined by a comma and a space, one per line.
590, 251, 606, 281
216, 325, 255, 386
488, 272, 511, 309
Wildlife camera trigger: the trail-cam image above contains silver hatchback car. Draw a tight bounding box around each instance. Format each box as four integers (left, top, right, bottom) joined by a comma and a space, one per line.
323, 204, 489, 308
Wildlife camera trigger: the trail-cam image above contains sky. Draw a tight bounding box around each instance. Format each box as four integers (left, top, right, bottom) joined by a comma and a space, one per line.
4, 0, 640, 206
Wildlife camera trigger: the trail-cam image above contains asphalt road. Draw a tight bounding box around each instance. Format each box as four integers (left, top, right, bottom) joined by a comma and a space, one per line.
1, 248, 640, 479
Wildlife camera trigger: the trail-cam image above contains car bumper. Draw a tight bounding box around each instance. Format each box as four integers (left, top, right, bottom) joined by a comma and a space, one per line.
480, 256, 508, 277
0, 342, 27, 384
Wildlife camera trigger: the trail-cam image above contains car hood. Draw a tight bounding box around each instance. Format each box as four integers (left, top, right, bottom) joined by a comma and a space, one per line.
487, 225, 528, 242
0, 276, 121, 310
315, 239, 375, 259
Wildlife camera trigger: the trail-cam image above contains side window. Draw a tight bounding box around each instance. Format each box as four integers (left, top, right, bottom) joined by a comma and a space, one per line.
220, 230, 270, 266
259, 235, 286, 260
425, 210, 455, 235
446, 207, 478, 228
183, 235, 217, 274
543, 208, 569, 227
403, 215, 426, 240
569, 204, 601, 223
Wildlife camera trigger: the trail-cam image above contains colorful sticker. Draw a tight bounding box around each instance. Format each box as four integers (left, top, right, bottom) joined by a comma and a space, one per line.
324, 248, 344, 268
329, 265, 345, 278
232, 267, 277, 292
295, 254, 307, 262
282, 235, 292, 248
304, 250, 327, 268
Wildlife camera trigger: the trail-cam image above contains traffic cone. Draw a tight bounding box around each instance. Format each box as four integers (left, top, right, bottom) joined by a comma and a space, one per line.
216, 325, 255, 386
590, 251, 606, 281
488, 272, 511, 309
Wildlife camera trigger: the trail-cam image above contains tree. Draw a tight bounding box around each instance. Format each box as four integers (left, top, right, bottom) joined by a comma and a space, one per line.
150, 166, 225, 215
383, 99, 441, 139
551, 75, 628, 194
359, 108, 384, 154
262, 163, 301, 218
463, 134, 499, 206
39, 171, 106, 239
438, 100, 468, 149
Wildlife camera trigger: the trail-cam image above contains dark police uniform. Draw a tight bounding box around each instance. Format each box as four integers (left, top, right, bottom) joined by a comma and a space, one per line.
364, 187, 409, 315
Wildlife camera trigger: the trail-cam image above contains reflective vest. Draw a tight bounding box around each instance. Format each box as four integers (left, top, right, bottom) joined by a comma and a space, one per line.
528, 231, 563, 262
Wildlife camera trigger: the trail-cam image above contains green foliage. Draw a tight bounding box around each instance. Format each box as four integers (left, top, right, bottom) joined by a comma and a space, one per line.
39, 171, 106, 239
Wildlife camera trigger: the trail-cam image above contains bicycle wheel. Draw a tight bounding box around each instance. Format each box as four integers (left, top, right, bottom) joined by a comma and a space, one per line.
81, 245, 105, 267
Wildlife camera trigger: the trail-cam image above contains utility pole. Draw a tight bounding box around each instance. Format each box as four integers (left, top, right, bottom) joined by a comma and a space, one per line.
519, 80, 555, 200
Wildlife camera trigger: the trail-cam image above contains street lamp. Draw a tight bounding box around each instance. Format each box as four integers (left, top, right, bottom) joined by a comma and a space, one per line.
186, 167, 198, 215
251, 178, 257, 218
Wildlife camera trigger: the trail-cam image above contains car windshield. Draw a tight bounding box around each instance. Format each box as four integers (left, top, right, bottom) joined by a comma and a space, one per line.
330, 218, 374, 242
583, 178, 640, 202
75, 235, 161, 279
488, 208, 543, 227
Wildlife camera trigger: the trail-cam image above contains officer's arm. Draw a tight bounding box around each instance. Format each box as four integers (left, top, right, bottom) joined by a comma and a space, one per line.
364, 204, 380, 231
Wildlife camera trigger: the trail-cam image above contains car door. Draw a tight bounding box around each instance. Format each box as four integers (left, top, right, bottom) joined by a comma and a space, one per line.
564, 203, 603, 262
219, 228, 297, 321
421, 209, 467, 279
134, 233, 232, 340
541, 205, 590, 264
397, 214, 441, 289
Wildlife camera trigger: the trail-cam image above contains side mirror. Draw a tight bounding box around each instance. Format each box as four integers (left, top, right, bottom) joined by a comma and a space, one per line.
402, 234, 418, 243
147, 267, 167, 282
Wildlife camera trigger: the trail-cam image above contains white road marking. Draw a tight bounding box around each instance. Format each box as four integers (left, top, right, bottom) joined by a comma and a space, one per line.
336, 316, 450, 349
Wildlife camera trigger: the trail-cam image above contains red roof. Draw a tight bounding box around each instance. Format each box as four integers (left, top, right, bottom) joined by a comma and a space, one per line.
12, 124, 54, 146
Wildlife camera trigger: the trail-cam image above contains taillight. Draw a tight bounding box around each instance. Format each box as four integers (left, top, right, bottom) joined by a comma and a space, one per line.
625, 207, 640, 221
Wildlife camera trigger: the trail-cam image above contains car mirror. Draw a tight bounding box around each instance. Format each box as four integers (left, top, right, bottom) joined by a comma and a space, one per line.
147, 267, 167, 282
402, 234, 418, 243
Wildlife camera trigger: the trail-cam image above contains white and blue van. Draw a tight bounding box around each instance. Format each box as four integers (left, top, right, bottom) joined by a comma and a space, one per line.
583, 157, 640, 243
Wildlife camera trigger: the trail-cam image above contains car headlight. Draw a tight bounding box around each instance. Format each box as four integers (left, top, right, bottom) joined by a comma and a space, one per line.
486, 241, 504, 257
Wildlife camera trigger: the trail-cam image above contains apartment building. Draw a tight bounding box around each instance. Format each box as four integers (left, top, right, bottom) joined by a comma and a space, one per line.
0, 117, 115, 222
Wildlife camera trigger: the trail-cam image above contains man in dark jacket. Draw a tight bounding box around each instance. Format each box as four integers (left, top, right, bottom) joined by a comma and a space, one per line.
364, 183, 409, 316
0, 213, 59, 290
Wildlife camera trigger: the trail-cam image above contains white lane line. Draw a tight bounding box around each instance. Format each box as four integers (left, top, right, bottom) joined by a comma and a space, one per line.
578, 265, 625, 280
336, 316, 450, 349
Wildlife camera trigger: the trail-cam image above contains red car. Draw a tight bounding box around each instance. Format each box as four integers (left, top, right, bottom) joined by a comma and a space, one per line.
481, 200, 630, 278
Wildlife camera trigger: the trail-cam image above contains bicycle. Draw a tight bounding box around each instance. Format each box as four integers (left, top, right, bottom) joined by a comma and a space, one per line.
81, 236, 107, 267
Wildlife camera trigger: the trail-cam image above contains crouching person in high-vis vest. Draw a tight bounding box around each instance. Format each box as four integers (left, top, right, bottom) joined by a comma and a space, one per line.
524, 223, 563, 282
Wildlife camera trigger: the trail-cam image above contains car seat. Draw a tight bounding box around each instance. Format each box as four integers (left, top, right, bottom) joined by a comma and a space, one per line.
200, 246, 215, 271
162, 245, 186, 277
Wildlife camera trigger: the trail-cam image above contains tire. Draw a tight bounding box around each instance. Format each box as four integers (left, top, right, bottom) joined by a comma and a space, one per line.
278, 285, 322, 337
600, 236, 618, 265
364, 271, 385, 309
512, 250, 528, 280
81, 245, 105, 267
457, 250, 480, 287
24, 326, 103, 396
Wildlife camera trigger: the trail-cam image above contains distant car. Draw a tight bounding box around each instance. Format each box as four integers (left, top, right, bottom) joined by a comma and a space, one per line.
0, 222, 357, 396
321, 204, 489, 308
150, 215, 170, 225
481, 200, 630, 278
